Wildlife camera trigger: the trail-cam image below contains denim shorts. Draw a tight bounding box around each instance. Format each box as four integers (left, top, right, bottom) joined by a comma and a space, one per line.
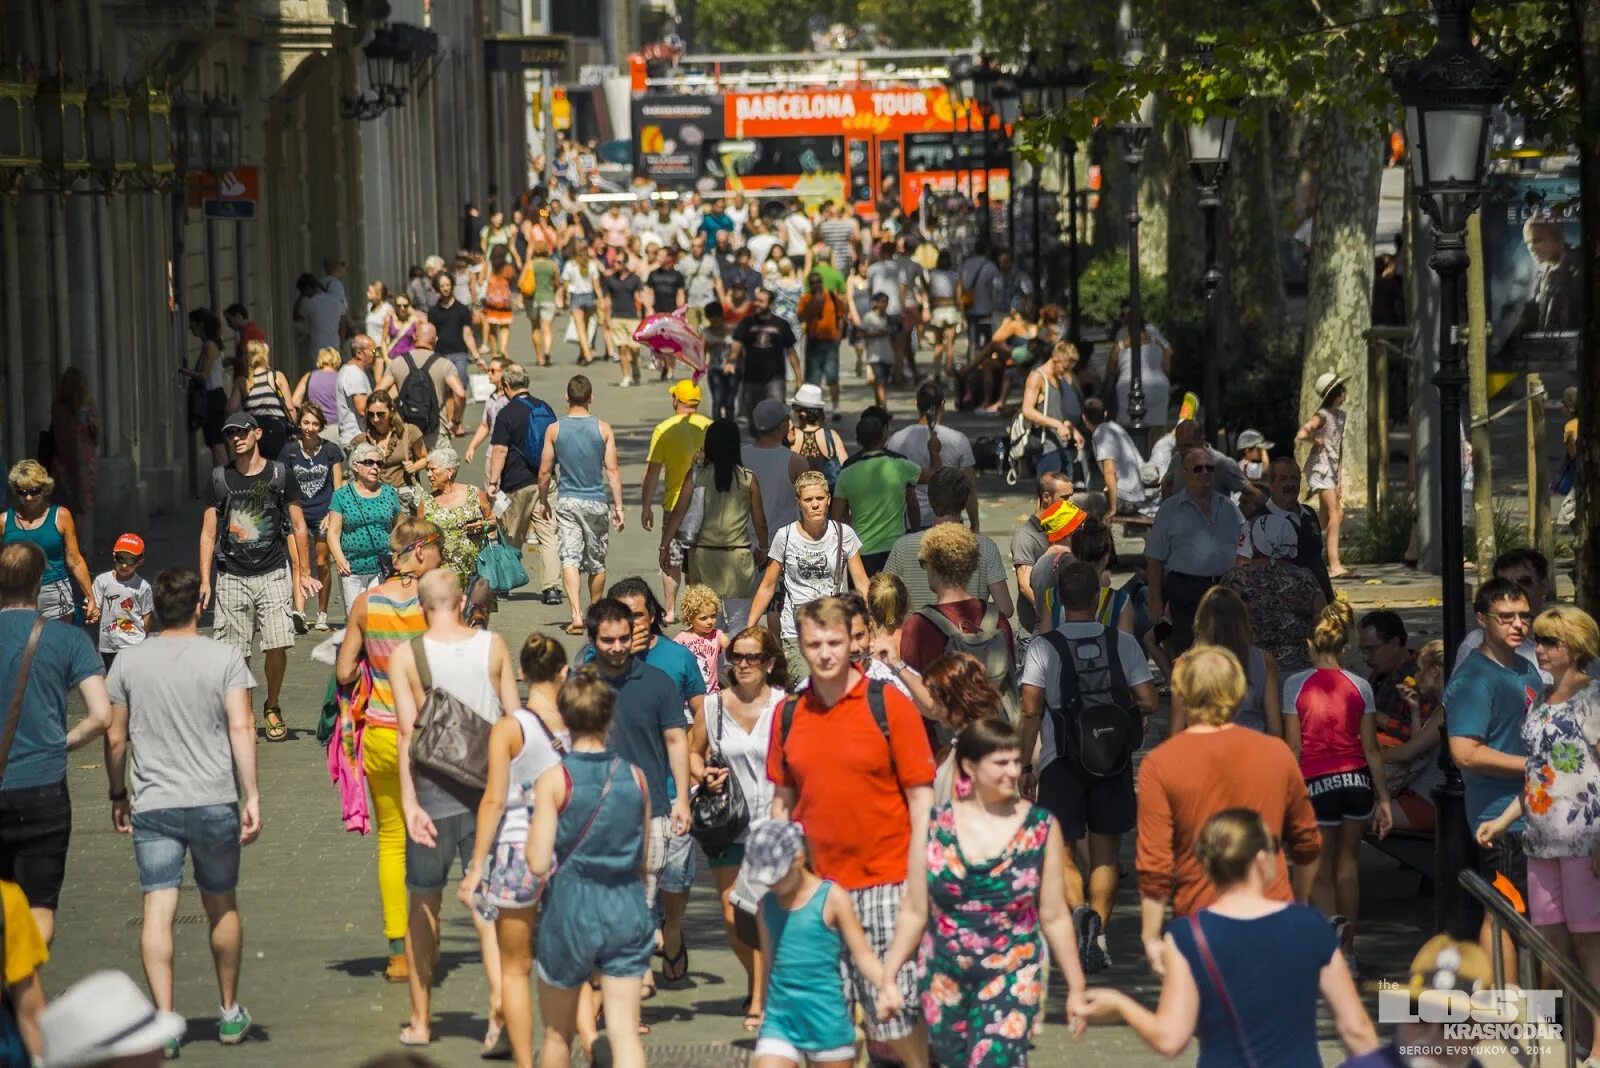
131, 803, 242, 894
406, 810, 477, 894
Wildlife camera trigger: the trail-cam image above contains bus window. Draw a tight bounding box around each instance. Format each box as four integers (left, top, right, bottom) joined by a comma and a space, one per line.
728, 136, 844, 177
878, 139, 900, 204
905, 133, 955, 173
847, 139, 872, 204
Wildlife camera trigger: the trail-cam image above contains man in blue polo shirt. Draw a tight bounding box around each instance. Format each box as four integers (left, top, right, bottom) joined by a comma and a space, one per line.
1444, 575, 1541, 961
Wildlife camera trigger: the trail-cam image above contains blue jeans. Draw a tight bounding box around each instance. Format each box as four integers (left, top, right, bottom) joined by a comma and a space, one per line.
131, 803, 242, 894
707, 368, 740, 422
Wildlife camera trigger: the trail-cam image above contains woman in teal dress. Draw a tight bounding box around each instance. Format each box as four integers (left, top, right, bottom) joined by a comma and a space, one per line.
878, 717, 1089, 1067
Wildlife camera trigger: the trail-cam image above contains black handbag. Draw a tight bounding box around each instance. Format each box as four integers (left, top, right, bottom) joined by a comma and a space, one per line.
407, 637, 493, 795
690, 698, 750, 854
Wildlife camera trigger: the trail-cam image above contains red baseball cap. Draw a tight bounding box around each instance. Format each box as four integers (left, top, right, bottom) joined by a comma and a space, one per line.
112, 533, 146, 556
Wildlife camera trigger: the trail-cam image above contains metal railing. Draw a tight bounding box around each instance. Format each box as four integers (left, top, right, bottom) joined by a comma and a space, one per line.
1460, 869, 1600, 1067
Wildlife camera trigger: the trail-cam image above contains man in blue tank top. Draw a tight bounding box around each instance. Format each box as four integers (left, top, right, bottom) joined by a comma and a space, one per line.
537, 375, 625, 634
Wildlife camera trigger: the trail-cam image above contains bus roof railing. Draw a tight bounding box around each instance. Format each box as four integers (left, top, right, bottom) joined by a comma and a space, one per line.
672, 47, 977, 67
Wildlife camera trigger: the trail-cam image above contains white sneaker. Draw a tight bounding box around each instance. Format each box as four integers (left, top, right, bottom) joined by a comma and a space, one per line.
314, 611, 330, 631
617, 378, 632, 388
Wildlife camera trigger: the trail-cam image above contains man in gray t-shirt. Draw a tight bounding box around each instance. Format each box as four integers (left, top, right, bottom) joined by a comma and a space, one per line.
104, 566, 260, 1044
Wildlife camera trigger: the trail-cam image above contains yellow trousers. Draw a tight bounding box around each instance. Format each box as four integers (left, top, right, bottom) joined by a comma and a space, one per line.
362, 725, 408, 943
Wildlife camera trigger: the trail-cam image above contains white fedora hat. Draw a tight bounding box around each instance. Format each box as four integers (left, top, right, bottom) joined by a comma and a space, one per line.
42, 971, 185, 1068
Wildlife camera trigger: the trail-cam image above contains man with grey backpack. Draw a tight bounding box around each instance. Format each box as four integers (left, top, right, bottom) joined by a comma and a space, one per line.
388, 570, 522, 1049
1019, 560, 1157, 975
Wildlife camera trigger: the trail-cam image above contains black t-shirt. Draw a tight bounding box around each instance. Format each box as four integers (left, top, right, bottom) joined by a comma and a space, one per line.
645, 268, 686, 313
733, 313, 797, 386
428, 300, 474, 356
213, 462, 299, 576
490, 394, 539, 492
601, 273, 644, 316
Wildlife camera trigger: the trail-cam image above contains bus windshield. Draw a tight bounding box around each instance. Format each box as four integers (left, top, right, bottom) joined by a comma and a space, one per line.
718, 136, 845, 177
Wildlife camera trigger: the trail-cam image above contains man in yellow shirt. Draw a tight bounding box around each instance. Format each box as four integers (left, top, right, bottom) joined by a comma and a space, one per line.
640, 380, 711, 621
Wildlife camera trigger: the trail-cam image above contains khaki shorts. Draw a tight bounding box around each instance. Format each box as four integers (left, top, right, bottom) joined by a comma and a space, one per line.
555, 498, 612, 573
608, 317, 641, 350
213, 568, 295, 655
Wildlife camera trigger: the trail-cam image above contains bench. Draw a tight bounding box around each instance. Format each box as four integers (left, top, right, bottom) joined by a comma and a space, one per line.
1108, 514, 1154, 529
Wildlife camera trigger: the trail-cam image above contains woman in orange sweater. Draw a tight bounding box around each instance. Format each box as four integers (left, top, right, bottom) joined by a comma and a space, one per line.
1135, 644, 1323, 973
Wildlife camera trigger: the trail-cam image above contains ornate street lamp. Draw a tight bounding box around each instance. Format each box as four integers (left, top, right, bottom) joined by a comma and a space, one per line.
169, 92, 208, 174
1390, 0, 1504, 941
1116, 32, 1155, 434
970, 57, 1000, 245
1183, 109, 1237, 445
128, 82, 174, 190
995, 72, 1019, 258
204, 94, 242, 174
1015, 53, 1047, 305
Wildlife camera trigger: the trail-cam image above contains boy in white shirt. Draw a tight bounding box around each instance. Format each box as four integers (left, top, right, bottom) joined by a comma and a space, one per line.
859, 292, 895, 407
92, 532, 155, 669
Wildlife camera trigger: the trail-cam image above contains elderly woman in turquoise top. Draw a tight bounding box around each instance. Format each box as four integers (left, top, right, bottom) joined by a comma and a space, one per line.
326, 443, 405, 619
2, 460, 95, 623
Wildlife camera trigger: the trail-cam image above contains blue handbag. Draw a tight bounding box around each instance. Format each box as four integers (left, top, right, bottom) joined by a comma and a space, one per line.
475, 536, 529, 594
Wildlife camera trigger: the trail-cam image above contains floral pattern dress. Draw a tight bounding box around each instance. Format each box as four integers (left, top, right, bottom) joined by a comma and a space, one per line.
1521, 680, 1600, 859
919, 801, 1052, 1068
1219, 561, 1322, 674
423, 485, 486, 591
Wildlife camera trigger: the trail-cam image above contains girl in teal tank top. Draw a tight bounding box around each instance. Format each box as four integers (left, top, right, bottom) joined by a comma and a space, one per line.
750, 821, 886, 1064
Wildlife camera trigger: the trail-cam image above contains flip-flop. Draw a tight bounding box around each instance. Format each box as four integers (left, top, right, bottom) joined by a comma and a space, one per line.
659, 941, 688, 984
262, 708, 288, 742
398, 1025, 430, 1047
481, 1022, 511, 1060
563, 621, 586, 635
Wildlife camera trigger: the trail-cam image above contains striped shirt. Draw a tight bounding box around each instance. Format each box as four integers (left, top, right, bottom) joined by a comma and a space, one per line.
817, 218, 858, 274
362, 587, 425, 729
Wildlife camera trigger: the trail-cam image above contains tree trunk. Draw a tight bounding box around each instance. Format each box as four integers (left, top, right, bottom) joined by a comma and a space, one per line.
1298, 107, 1382, 508
1223, 102, 1289, 349
1575, 0, 1600, 615
1137, 109, 1172, 281
1465, 212, 1496, 572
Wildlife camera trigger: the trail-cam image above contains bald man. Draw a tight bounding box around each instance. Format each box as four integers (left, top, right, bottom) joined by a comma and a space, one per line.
376, 321, 466, 445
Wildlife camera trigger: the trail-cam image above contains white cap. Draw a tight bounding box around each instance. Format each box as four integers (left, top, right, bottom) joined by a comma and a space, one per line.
42, 971, 185, 1067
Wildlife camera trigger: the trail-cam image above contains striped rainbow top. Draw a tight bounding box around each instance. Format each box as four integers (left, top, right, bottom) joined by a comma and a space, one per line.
363, 586, 425, 729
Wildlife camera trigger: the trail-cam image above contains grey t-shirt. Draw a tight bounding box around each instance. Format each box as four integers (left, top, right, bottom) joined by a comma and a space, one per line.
884, 528, 1008, 614
1019, 622, 1152, 771
1011, 519, 1050, 633
106, 636, 255, 813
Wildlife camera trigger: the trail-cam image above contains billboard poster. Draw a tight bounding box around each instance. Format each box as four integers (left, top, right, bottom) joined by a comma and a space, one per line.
1485, 171, 1581, 379
632, 96, 723, 188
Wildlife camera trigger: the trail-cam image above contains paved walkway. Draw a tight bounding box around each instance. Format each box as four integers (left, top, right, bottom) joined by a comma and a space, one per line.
43, 328, 1453, 1066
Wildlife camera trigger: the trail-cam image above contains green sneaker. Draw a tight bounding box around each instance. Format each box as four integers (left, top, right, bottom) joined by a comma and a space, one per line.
217, 1006, 251, 1046
164, 1037, 181, 1060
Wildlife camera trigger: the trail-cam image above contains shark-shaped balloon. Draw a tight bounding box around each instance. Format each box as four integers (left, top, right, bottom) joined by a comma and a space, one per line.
633, 307, 707, 381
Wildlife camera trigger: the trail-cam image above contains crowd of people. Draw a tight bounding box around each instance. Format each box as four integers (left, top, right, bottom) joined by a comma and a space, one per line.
0, 176, 1595, 1068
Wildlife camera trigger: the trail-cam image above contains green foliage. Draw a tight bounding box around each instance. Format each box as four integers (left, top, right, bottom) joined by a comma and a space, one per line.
1215, 329, 1302, 450
1344, 493, 1418, 566
858, 0, 973, 48
686, 0, 971, 51
1075, 252, 1169, 334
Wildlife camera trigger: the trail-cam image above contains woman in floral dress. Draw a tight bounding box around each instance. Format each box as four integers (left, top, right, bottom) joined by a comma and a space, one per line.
415, 444, 496, 591
1477, 605, 1600, 1042
1220, 511, 1326, 675
877, 718, 1087, 1066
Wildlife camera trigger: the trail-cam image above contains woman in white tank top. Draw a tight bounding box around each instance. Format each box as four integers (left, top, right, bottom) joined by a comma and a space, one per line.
459, 635, 569, 1068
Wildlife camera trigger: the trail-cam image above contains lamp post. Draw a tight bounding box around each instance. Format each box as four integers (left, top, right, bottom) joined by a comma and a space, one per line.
1047, 46, 1090, 342
1183, 111, 1237, 446
1115, 37, 1154, 434
996, 72, 1020, 259
947, 55, 973, 211
1391, 0, 1503, 940
1016, 53, 1045, 303
971, 56, 1000, 246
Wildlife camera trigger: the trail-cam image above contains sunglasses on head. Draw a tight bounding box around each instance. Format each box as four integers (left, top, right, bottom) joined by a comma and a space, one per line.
1534, 634, 1562, 648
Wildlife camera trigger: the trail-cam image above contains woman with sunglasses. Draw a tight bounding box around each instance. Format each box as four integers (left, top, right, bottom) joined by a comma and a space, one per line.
335, 517, 444, 984
326, 443, 405, 617
1083, 808, 1377, 1065
351, 394, 427, 497
415, 445, 496, 595
282, 406, 344, 630
2, 459, 96, 623
686, 625, 789, 1033
1478, 605, 1600, 1044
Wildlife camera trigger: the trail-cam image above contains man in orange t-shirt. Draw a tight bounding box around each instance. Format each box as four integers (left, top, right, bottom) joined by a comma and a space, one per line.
796, 271, 849, 415
768, 595, 936, 1067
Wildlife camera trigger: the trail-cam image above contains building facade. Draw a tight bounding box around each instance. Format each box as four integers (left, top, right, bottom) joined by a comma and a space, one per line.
0, 0, 529, 550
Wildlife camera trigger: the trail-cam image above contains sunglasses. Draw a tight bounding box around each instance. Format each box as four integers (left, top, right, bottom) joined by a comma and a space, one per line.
1190, 464, 1216, 474
354, 458, 382, 468
12, 487, 42, 498
394, 302, 411, 309
728, 651, 767, 665
223, 427, 253, 439
1534, 634, 1562, 648
112, 553, 141, 565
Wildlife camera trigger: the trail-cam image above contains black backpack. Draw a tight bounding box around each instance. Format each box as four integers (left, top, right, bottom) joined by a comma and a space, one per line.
396, 353, 442, 436
1037, 626, 1140, 778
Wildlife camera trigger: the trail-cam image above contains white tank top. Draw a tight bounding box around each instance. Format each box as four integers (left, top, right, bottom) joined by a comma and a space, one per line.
496, 707, 564, 846
420, 631, 500, 722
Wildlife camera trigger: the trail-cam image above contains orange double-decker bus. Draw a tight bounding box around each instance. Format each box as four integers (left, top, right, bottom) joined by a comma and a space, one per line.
632, 86, 1009, 215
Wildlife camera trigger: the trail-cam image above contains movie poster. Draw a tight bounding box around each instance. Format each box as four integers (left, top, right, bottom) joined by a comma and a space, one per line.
1484, 171, 1581, 377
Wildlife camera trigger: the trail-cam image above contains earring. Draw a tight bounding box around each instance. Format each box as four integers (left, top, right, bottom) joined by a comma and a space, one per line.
954, 773, 973, 800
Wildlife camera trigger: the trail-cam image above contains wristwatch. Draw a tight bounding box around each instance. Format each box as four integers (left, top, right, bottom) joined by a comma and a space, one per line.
889, 659, 910, 676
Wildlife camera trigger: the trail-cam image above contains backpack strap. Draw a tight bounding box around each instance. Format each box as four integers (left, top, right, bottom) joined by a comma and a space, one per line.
779, 692, 802, 748
0, 617, 46, 787
410, 636, 433, 693
865, 678, 897, 776
913, 605, 965, 643
1101, 623, 1135, 711
1036, 629, 1076, 737
402, 353, 420, 377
